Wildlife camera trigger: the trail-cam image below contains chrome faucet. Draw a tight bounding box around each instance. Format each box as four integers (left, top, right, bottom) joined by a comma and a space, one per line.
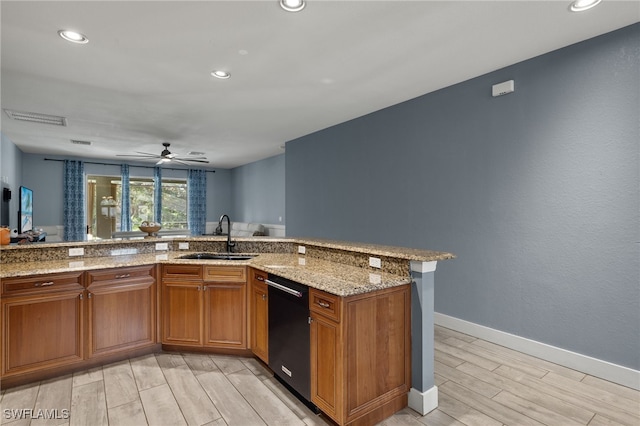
218, 214, 236, 253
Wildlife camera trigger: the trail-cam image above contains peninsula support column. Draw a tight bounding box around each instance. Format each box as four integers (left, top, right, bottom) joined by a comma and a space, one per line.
408, 260, 438, 415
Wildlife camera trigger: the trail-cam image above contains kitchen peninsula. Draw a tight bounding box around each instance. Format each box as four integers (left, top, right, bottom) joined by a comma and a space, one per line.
0, 237, 454, 425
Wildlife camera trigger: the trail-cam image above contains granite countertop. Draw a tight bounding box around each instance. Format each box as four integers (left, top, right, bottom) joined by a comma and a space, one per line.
0, 236, 455, 262
0, 252, 412, 297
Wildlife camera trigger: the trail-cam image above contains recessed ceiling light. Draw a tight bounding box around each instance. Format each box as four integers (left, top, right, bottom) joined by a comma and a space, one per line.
58, 29, 89, 44
211, 70, 230, 79
280, 0, 305, 12
569, 0, 602, 12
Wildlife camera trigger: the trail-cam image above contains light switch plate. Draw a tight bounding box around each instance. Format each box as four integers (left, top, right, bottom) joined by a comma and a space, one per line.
155, 242, 169, 251
69, 247, 84, 257
298, 245, 306, 254
369, 257, 381, 268
179, 242, 189, 250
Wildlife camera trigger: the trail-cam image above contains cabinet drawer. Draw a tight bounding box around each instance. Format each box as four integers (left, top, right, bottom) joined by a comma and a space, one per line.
87, 265, 155, 285
204, 266, 246, 282
162, 264, 203, 280
2, 272, 84, 296
309, 288, 341, 322
250, 268, 268, 284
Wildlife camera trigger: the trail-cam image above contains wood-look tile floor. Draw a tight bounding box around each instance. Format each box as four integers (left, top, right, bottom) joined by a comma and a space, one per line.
1, 326, 638, 426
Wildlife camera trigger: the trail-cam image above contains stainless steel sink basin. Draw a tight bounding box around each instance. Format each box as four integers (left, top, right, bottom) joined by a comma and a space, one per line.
177, 253, 255, 260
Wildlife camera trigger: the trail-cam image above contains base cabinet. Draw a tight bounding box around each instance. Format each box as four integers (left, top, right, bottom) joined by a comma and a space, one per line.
1, 267, 158, 385
162, 264, 247, 350
161, 264, 204, 346
1, 280, 85, 377
310, 285, 411, 426
249, 268, 268, 363
86, 266, 156, 358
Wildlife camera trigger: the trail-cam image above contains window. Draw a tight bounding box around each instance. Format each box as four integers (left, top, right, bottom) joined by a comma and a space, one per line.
87, 175, 187, 239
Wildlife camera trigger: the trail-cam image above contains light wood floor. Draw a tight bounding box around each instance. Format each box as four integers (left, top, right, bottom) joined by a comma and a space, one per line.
1, 326, 638, 426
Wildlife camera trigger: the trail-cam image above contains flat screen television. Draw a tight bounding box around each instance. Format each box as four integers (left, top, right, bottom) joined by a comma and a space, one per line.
19, 186, 33, 234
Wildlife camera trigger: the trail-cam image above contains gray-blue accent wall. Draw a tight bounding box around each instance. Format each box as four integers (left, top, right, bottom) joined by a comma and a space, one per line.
285, 24, 640, 370
230, 154, 285, 224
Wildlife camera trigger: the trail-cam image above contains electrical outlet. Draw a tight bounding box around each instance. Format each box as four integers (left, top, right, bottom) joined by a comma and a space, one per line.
179, 242, 189, 250
369, 257, 381, 268
69, 247, 84, 257
298, 245, 306, 254
155, 242, 168, 251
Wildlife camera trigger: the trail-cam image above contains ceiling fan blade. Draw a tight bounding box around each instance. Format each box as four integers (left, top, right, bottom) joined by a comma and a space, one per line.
173, 158, 210, 163
168, 158, 190, 166
116, 152, 159, 158
174, 156, 208, 161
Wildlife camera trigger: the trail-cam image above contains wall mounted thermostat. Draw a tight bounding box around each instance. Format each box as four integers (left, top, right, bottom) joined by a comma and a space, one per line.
492, 80, 515, 97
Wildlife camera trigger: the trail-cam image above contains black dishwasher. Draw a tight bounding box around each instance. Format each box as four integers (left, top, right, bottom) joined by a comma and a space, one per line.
267, 273, 314, 407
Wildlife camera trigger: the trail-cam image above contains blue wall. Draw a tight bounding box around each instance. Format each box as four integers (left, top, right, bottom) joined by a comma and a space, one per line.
230, 154, 285, 225
285, 24, 640, 369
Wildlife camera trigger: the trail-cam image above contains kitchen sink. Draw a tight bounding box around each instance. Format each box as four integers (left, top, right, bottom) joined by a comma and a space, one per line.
177, 253, 256, 260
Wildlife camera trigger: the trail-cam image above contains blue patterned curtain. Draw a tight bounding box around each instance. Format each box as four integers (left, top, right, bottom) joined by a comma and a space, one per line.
120, 164, 131, 231
153, 166, 162, 224
187, 169, 207, 235
63, 160, 86, 241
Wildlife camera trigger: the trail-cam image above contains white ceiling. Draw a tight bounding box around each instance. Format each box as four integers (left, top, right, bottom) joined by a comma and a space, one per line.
1, 1, 638, 169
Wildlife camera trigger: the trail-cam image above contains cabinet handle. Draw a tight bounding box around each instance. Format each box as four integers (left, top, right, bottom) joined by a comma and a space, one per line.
197, 286, 201, 291
115, 273, 131, 279
318, 300, 330, 308
35, 281, 54, 287
88, 293, 92, 299
256, 275, 265, 282
262, 294, 267, 301
79, 294, 83, 300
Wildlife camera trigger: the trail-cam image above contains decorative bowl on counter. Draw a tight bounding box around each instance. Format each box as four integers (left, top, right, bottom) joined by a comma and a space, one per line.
139, 221, 161, 237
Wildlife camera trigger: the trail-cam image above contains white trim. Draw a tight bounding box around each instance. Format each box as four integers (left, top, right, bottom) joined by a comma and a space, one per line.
408, 386, 438, 415
434, 313, 640, 390
411, 260, 437, 273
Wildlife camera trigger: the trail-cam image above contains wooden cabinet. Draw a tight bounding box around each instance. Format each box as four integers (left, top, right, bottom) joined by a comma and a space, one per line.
249, 268, 268, 363
86, 265, 156, 358
1, 272, 85, 377
161, 265, 247, 350
309, 285, 411, 426
204, 266, 247, 349
1, 266, 159, 383
161, 264, 203, 346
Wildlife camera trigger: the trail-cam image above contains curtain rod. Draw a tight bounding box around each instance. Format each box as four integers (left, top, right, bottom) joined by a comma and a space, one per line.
44, 158, 216, 173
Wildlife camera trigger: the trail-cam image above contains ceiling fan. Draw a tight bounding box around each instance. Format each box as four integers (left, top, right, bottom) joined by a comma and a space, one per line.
116, 142, 210, 166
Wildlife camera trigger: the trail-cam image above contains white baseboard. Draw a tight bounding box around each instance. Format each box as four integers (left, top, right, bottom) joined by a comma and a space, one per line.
408, 386, 438, 415
434, 313, 640, 391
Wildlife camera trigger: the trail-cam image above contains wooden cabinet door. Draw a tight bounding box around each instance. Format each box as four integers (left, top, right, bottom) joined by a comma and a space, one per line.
2, 290, 84, 376
250, 274, 268, 363
87, 277, 156, 358
204, 282, 246, 349
310, 311, 342, 423
162, 281, 202, 346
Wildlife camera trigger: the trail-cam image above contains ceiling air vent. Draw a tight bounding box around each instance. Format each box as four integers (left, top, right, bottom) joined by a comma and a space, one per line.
4, 109, 67, 126
71, 139, 92, 146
